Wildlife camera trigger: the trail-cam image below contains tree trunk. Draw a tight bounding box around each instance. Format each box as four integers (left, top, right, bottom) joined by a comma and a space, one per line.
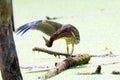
0, 0, 23, 80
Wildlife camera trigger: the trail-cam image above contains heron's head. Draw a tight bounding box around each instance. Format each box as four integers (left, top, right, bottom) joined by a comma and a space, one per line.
43, 36, 53, 47
72, 28, 80, 44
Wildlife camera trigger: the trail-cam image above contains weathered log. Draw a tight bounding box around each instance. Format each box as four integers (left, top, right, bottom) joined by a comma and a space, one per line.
39, 54, 91, 79
33, 47, 91, 79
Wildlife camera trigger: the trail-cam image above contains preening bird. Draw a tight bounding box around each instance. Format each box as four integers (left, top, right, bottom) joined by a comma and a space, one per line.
16, 19, 80, 56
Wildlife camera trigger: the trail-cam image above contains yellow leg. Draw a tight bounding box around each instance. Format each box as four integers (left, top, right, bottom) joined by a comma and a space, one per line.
66, 42, 69, 55
70, 43, 74, 55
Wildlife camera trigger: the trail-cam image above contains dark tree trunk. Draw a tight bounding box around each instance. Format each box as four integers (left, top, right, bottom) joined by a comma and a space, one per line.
0, 0, 23, 80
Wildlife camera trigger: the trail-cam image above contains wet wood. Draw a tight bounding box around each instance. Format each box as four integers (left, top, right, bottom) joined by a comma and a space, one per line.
39, 54, 91, 79
33, 47, 90, 79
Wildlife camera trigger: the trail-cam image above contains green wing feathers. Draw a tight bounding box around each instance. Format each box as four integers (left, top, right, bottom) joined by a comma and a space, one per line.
34, 21, 62, 36
16, 20, 62, 36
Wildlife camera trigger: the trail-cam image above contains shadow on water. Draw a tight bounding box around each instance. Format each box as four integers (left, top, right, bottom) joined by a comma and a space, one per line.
25, 64, 88, 74
70, 65, 88, 70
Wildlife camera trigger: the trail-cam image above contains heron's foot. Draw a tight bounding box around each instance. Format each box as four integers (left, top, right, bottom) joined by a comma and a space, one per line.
66, 56, 73, 59
66, 53, 72, 58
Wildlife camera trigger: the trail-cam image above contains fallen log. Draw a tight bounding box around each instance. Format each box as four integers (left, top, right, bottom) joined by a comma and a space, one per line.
33, 47, 90, 79
39, 54, 91, 79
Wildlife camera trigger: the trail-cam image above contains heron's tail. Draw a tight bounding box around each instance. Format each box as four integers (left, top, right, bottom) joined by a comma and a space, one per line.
43, 36, 53, 47
15, 20, 42, 35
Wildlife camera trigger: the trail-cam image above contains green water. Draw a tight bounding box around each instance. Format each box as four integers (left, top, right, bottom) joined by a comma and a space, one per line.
1, 0, 120, 80
13, 0, 120, 54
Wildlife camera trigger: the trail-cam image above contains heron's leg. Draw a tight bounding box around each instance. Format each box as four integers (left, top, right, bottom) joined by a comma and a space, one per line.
70, 43, 74, 55
66, 41, 69, 56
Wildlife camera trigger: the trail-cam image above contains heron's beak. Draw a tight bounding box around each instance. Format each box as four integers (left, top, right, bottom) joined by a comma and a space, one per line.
42, 36, 52, 47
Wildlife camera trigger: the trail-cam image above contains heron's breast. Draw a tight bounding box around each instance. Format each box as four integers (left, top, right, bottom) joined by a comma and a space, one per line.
54, 32, 73, 41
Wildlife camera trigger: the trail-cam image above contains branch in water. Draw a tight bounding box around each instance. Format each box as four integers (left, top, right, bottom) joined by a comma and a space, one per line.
40, 54, 91, 79
32, 47, 75, 57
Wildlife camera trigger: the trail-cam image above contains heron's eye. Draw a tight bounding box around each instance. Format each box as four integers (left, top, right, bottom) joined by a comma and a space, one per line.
76, 37, 80, 40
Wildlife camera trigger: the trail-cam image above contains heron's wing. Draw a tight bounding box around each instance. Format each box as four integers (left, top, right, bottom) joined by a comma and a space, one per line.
34, 20, 62, 36
15, 20, 42, 35
15, 20, 62, 36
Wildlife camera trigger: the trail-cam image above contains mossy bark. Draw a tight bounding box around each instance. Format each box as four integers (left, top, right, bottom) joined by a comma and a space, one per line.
40, 54, 91, 79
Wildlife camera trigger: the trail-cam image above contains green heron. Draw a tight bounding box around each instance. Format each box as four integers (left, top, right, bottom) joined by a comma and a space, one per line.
16, 20, 80, 56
